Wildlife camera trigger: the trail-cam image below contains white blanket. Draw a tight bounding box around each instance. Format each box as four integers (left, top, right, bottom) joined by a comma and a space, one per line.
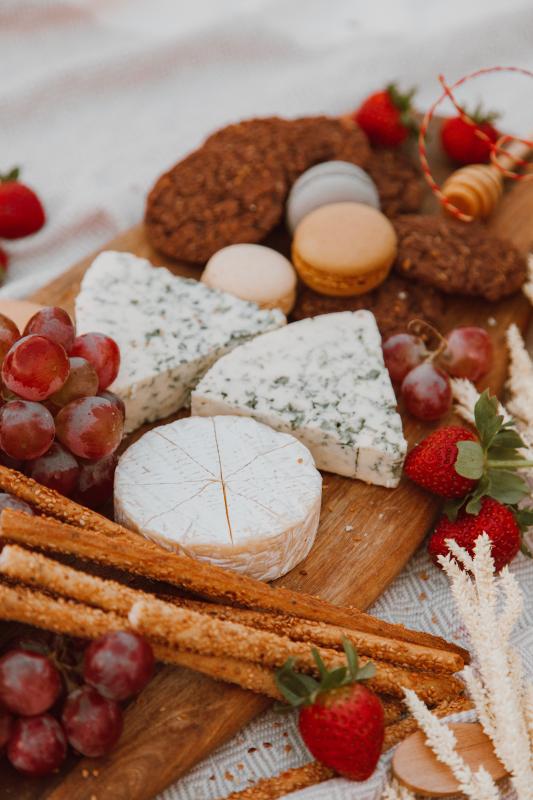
2, 2, 532, 798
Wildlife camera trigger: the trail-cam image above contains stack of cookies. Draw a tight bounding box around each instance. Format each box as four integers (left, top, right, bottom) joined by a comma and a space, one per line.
144, 114, 528, 337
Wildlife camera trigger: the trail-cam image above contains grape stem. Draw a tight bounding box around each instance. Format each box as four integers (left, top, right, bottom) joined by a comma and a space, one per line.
407, 318, 448, 359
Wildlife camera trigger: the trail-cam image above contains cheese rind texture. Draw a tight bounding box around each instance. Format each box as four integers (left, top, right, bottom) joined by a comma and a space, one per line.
114, 416, 322, 581
192, 311, 406, 487
75, 251, 286, 433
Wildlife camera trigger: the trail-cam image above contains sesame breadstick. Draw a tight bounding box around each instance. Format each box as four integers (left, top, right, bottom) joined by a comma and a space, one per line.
0, 545, 463, 677
382, 695, 475, 750
169, 597, 464, 675
220, 762, 334, 800
0, 546, 462, 705
218, 696, 476, 800
0, 507, 469, 661
0, 544, 143, 616
0, 582, 408, 718
129, 597, 464, 705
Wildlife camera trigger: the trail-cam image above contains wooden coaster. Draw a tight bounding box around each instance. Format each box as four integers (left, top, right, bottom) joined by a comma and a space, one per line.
0, 299, 43, 331
392, 722, 507, 797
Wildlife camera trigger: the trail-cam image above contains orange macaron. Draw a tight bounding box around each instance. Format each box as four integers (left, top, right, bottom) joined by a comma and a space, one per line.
291, 202, 397, 296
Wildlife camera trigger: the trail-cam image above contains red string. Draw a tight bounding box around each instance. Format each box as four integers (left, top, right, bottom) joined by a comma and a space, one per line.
418, 66, 533, 221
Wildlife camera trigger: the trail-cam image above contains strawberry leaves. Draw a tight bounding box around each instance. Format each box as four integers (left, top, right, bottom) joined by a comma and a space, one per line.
275, 640, 375, 709
445, 390, 533, 524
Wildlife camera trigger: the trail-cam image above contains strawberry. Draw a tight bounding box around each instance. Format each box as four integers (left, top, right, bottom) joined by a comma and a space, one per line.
428, 497, 521, 572
406, 391, 533, 515
0, 247, 7, 286
404, 426, 478, 499
441, 106, 500, 165
355, 84, 417, 147
275, 641, 384, 781
0, 167, 45, 240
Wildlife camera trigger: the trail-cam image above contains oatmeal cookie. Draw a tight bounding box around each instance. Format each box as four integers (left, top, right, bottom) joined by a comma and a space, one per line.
292, 274, 445, 338
366, 149, 423, 217
145, 116, 370, 262
393, 215, 527, 301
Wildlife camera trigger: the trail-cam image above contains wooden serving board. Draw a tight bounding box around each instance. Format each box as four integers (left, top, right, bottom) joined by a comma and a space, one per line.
1, 136, 533, 800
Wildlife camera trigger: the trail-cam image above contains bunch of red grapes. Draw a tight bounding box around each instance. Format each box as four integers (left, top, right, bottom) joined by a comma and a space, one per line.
383, 325, 493, 421
0, 306, 124, 507
0, 631, 154, 776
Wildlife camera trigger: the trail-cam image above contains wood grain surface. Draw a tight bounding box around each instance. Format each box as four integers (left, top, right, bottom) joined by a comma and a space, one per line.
1, 132, 532, 799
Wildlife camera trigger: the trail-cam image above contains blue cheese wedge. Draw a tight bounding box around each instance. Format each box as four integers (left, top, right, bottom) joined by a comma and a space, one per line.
75, 251, 286, 432
114, 416, 322, 580
191, 311, 406, 487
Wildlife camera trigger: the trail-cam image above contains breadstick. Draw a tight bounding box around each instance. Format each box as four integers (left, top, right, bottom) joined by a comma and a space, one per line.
129, 597, 464, 704
0, 545, 463, 679
383, 695, 475, 750
0, 580, 124, 640
218, 697, 476, 800
0, 582, 409, 718
220, 762, 334, 800
0, 507, 469, 661
169, 597, 463, 675
0, 544, 143, 616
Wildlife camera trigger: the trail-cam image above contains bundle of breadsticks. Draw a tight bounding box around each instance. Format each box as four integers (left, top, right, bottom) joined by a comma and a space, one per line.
0, 465, 471, 795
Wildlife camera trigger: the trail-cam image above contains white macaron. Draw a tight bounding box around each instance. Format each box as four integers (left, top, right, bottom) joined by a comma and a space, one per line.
201, 244, 297, 315
286, 161, 380, 233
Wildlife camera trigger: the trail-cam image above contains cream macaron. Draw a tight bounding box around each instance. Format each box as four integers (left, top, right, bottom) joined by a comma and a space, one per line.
291, 202, 397, 297
286, 161, 380, 233
201, 243, 297, 315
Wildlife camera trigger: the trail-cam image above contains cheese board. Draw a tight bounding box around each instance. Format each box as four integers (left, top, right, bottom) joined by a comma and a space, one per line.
0, 125, 532, 800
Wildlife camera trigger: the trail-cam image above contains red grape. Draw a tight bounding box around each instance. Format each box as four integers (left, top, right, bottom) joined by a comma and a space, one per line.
62, 685, 123, 757
24, 307, 75, 354
99, 390, 126, 421
401, 363, 452, 421
441, 327, 493, 382
71, 333, 120, 391
0, 400, 55, 460
55, 396, 123, 460
0, 314, 19, 366
2, 334, 69, 401
76, 452, 118, 508
0, 492, 34, 515
84, 632, 154, 701
383, 333, 427, 384
7, 714, 67, 776
26, 442, 80, 497
0, 649, 62, 715
50, 356, 99, 407
0, 706, 13, 751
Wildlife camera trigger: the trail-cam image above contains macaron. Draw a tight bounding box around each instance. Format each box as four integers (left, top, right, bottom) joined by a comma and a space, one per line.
291, 202, 397, 297
286, 161, 380, 233
201, 243, 297, 315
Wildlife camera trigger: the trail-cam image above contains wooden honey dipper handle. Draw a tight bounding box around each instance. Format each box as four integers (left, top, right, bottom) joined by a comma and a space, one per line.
442, 131, 533, 220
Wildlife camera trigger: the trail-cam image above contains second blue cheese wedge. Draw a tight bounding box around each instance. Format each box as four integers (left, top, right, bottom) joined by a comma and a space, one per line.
75, 251, 286, 432
192, 311, 406, 486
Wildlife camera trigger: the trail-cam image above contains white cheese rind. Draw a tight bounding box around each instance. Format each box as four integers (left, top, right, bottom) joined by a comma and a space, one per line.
114, 415, 322, 580
75, 251, 286, 433
191, 311, 406, 487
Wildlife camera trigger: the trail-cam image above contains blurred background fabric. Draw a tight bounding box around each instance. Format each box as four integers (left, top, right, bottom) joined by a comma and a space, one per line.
1, 0, 533, 297
2, 3, 533, 798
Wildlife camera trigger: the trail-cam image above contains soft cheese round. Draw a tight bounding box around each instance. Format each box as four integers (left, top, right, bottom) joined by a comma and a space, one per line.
201, 244, 297, 314
114, 415, 322, 581
286, 161, 380, 233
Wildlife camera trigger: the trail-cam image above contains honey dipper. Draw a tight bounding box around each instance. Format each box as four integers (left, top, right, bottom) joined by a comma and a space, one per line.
441, 133, 532, 220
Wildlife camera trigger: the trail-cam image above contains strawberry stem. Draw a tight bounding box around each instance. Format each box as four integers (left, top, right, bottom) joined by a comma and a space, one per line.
487, 459, 533, 469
